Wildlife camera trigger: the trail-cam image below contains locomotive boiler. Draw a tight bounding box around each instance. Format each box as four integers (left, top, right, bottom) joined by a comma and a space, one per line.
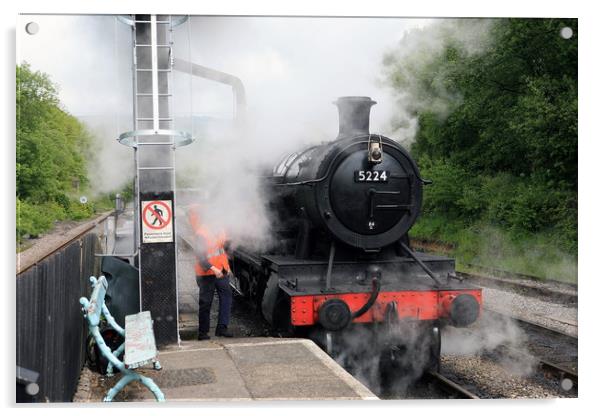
231, 96, 482, 375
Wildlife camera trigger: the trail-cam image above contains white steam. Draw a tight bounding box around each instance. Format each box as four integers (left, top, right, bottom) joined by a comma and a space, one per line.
169, 17, 496, 247
19, 15, 495, 247
326, 322, 440, 396
170, 16, 436, 248
442, 312, 538, 377
18, 14, 136, 197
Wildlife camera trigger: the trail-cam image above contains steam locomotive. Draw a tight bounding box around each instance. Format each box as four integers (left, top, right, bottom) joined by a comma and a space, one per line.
231, 96, 481, 377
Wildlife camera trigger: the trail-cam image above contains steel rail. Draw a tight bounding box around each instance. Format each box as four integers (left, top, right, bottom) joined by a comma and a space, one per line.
539, 359, 578, 390
482, 309, 578, 393
485, 308, 577, 340
425, 370, 480, 399
458, 271, 577, 304
493, 343, 578, 394
465, 263, 577, 289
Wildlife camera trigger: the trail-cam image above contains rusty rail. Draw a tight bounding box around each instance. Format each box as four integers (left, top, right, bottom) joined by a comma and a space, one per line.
485, 308, 577, 340
425, 371, 480, 399
458, 271, 577, 304
465, 263, 577, 288
485, 309, 578, 394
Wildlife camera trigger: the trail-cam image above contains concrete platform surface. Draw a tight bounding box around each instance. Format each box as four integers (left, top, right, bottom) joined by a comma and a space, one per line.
107, 337, 377, 402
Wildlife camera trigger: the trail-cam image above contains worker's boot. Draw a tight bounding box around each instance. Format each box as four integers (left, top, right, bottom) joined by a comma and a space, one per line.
215, 324, 233, 337
198, 332, 210, 341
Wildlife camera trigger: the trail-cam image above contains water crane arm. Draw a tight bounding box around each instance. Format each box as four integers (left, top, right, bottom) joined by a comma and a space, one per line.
173, 58, 247, 122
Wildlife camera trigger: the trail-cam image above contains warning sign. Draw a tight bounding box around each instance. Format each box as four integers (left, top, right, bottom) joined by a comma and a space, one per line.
141, 200, 173, 243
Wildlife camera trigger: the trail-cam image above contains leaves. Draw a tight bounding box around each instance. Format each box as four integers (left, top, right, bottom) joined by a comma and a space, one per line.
385, 18, 577, 252
16, 63, 93, 240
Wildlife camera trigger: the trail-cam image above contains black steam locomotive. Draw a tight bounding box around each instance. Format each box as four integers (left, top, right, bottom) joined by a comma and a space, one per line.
231, 96, 481, 375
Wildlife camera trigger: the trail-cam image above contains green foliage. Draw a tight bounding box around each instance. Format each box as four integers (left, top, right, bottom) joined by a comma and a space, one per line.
396, 19, 578, 186
17, 199, 66, 239
410, 215, 577, 283
16, 62, 97, 241
17, 63, 91, 203
385, 19, 577, 269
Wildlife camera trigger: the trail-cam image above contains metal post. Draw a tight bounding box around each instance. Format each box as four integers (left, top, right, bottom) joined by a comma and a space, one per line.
150, 14, 160, 133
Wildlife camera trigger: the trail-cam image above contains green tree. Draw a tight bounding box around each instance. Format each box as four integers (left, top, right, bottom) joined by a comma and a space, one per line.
384, 18, 577, 254
16, 63, 93, 240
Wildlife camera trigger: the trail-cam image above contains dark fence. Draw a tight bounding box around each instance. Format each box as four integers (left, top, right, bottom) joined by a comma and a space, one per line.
16, 233, 98, 402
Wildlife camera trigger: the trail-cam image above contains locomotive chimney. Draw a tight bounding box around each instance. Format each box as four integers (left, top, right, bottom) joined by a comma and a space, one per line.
334, 96, 376, 139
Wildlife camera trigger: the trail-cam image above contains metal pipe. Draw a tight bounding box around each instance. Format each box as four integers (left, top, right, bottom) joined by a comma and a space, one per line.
399, 241, 443, 286
173, 58, 247, 123
150, 15, 160, 132
325, 241, 336, 290
351, 277, 381, 319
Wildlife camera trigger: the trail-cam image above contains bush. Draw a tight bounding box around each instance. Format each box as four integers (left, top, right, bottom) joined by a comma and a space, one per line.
17, 199, 66, 240
17, 63, 98, 243
410, 214, 577, 283
386, 18, 577, 260
414, 158, 577, 255
67, 199, 95, 220
418, 158, 469, 217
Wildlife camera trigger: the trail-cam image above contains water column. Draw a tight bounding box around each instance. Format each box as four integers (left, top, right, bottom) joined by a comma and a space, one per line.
118, 14, 193, 345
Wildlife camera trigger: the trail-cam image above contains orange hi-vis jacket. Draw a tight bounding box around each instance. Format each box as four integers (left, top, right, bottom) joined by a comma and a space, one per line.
188, 206, 231, 277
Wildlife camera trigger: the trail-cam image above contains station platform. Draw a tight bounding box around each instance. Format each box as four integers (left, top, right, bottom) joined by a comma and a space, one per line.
87, 337, 377, 402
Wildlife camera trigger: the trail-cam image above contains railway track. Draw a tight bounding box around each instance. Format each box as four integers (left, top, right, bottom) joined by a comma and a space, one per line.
424, 370, 480, 399
411, 308, 579, 399
465, 263, 576, 288
457, 271, 577, 305
485, 309, 578, 390
484, 343, 578, 396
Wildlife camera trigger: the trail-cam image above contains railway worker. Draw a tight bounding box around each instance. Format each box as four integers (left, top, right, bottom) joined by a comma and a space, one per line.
188, 204, 234, 340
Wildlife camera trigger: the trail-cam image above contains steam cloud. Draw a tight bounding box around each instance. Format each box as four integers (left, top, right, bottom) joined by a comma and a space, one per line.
328, 312, 537, 397
20, 16, 496, 246
442, 312, 537, 378
171, 17, 493, 249
18, 14, 136, 196
329, 323, 440, 396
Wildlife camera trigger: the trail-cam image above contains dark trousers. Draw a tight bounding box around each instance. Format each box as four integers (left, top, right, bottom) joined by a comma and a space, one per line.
196, 274, 232, 334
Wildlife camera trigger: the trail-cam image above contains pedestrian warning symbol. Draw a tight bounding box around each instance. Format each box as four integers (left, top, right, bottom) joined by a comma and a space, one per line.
141, 200, 173, 243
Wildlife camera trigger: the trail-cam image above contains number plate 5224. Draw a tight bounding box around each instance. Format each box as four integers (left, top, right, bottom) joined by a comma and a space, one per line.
354, 170, 389, 182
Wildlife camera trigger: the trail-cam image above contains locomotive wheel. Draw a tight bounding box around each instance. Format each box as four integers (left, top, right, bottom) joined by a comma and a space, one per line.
378, 344, 408, 393
378, 322, 441, 392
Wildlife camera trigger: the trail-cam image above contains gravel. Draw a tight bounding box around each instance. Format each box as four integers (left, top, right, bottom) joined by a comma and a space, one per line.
440, 354, 576, 399
482, 287, 577, 337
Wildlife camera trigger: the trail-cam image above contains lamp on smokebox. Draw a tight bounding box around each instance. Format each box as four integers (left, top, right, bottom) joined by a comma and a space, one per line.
368, 135, 383, 164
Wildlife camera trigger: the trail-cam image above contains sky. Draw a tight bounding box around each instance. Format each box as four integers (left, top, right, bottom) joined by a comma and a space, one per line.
17, 14, 434, 195
18, 15, 433, 138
